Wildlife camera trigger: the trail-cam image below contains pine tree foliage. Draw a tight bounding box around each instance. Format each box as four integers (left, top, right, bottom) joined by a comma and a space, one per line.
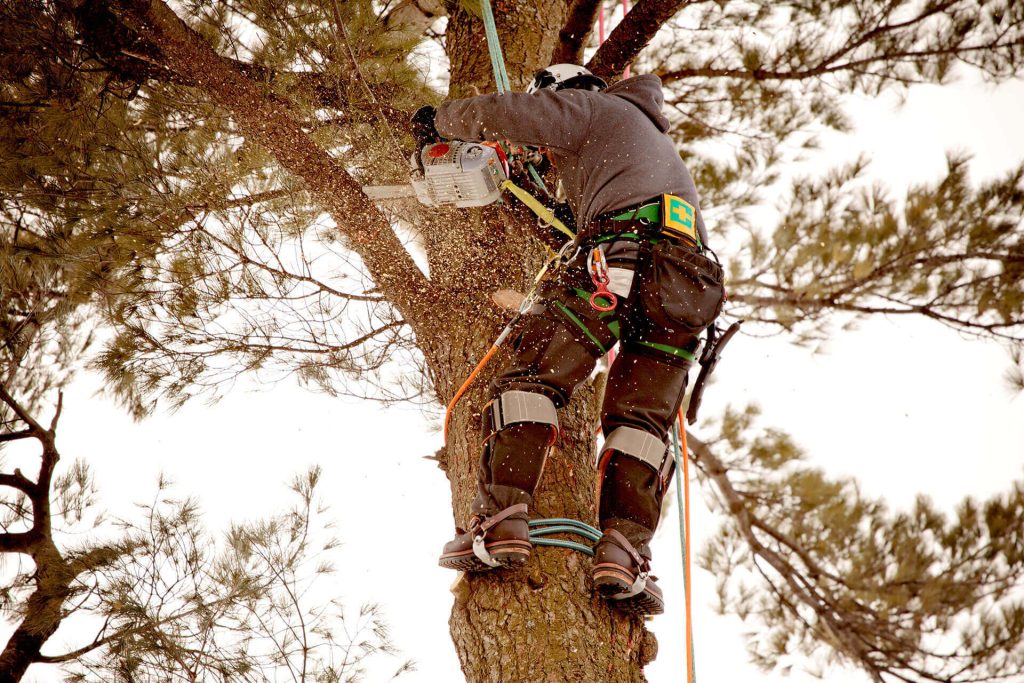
2, 0, 435, 416
639, 1, 1024, 344
727, 155, 1024, 342
0, 379, 411, 681
693, 404, 1024, 682
58, 469, 414, 683
2, 0, 1024, 681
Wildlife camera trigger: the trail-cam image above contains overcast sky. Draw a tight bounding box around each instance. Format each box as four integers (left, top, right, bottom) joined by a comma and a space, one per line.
6, 56, 1024, 683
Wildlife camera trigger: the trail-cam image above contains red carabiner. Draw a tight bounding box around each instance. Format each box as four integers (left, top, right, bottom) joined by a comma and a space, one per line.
588, 248, 618, 312
589, 285, 617, 312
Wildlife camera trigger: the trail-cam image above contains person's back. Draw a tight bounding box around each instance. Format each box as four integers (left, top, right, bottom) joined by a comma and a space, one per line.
435, 73, 707, 241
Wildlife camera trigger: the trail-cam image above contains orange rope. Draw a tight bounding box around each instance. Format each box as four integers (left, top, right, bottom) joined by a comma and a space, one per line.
677, 408, 695, 683
443, 344, 500, 444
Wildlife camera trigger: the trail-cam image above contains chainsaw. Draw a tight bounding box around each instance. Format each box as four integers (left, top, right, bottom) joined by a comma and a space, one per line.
362, 141, 510, 208
362, 140, 553, 209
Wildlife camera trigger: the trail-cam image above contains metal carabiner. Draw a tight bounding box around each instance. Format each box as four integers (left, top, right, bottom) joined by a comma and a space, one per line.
588, 246, 618, 312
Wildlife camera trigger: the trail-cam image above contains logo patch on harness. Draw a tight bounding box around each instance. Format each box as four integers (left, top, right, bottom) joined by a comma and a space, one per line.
661, 194, 698, 245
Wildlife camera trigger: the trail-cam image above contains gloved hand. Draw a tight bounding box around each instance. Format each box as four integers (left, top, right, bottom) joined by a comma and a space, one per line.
410, 105, 441, 146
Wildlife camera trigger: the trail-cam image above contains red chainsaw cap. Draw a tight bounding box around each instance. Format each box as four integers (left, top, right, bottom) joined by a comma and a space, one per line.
428, 143, 450, 158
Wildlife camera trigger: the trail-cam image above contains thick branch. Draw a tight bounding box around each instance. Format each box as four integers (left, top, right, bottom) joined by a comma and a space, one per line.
0, 382, 48, 436
0, 531, 37, 553
0, 470, 36, 495
586, 0, 695, 80
0, 429, 34, 444
551, 0, 602, 64
0, 539, 70, 679
656, 40, 1024, 84
381, 0, 446, 40
0, 384, 61, 542
72, 0, 361, 113
106, 0, 433, 334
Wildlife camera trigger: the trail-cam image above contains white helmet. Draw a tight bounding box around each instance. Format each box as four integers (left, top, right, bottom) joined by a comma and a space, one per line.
527, 64, 607, 94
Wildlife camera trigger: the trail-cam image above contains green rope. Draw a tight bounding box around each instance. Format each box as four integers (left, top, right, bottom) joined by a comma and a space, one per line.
479, 0, 511, 93
528, 518, 601, 557
672, 421, 697, 682
527, 162, 551, 197
530, 519, 602, 541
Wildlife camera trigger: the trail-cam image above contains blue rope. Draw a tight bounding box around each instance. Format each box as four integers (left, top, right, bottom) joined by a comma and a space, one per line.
479, 0, 511, 93
531, 537, 596, 556
528, 518, 601, 556
529, 519, 602, 541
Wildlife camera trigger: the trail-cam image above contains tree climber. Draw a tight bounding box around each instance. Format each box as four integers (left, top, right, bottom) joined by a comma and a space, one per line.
413, 64, 725, 615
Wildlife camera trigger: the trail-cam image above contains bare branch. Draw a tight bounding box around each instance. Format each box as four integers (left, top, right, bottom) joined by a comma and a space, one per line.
0, 470, 36, 495
0, 429, 34, 444
0, 382, 48, 436
587, 0, 695, 80
551, 0, 603, 64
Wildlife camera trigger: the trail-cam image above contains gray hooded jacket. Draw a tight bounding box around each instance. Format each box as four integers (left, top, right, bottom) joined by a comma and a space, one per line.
435, 74, 707, 243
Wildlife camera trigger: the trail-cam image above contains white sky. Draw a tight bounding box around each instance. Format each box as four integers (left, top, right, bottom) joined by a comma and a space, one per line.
7, 63, 1024, 683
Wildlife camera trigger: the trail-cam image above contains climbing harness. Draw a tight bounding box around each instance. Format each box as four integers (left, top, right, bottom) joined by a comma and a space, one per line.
587, 246, 618, 312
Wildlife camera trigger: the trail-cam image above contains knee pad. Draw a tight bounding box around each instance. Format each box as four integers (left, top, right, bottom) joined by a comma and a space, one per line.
485, 390, 559, 437
596, 426, 674, 491
480, 391, 559, 495
596, 426, 674, 531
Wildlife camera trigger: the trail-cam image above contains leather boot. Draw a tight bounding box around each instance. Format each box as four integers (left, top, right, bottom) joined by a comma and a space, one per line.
439, 414, 554, 572
438, 494, 532, 571
592, 519, 664, 615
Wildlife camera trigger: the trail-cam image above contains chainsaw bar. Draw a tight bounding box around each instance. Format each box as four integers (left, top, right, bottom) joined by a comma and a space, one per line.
361, 184, 418, 201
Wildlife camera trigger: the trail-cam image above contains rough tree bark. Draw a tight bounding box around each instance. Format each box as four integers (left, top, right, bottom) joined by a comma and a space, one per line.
97, 0, 661, 680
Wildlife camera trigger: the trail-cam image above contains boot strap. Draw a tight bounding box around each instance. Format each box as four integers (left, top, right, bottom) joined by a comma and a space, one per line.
603, 528, 652, 599
470, 503, 529, 568
604, 528, 650, 572
472, 503, 529, 536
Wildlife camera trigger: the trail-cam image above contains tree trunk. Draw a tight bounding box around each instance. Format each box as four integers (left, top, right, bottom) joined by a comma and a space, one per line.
437, 5, 656, 682
0, 542, 72, 682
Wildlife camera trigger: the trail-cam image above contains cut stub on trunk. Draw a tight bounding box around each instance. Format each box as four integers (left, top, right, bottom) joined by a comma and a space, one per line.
491, 288, 526, 311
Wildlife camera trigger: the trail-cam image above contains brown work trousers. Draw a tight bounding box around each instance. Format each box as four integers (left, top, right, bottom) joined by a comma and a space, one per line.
476, 237, 724, 544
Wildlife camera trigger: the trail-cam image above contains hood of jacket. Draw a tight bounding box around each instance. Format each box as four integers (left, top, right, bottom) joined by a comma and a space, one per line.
602, 74, 669, 132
